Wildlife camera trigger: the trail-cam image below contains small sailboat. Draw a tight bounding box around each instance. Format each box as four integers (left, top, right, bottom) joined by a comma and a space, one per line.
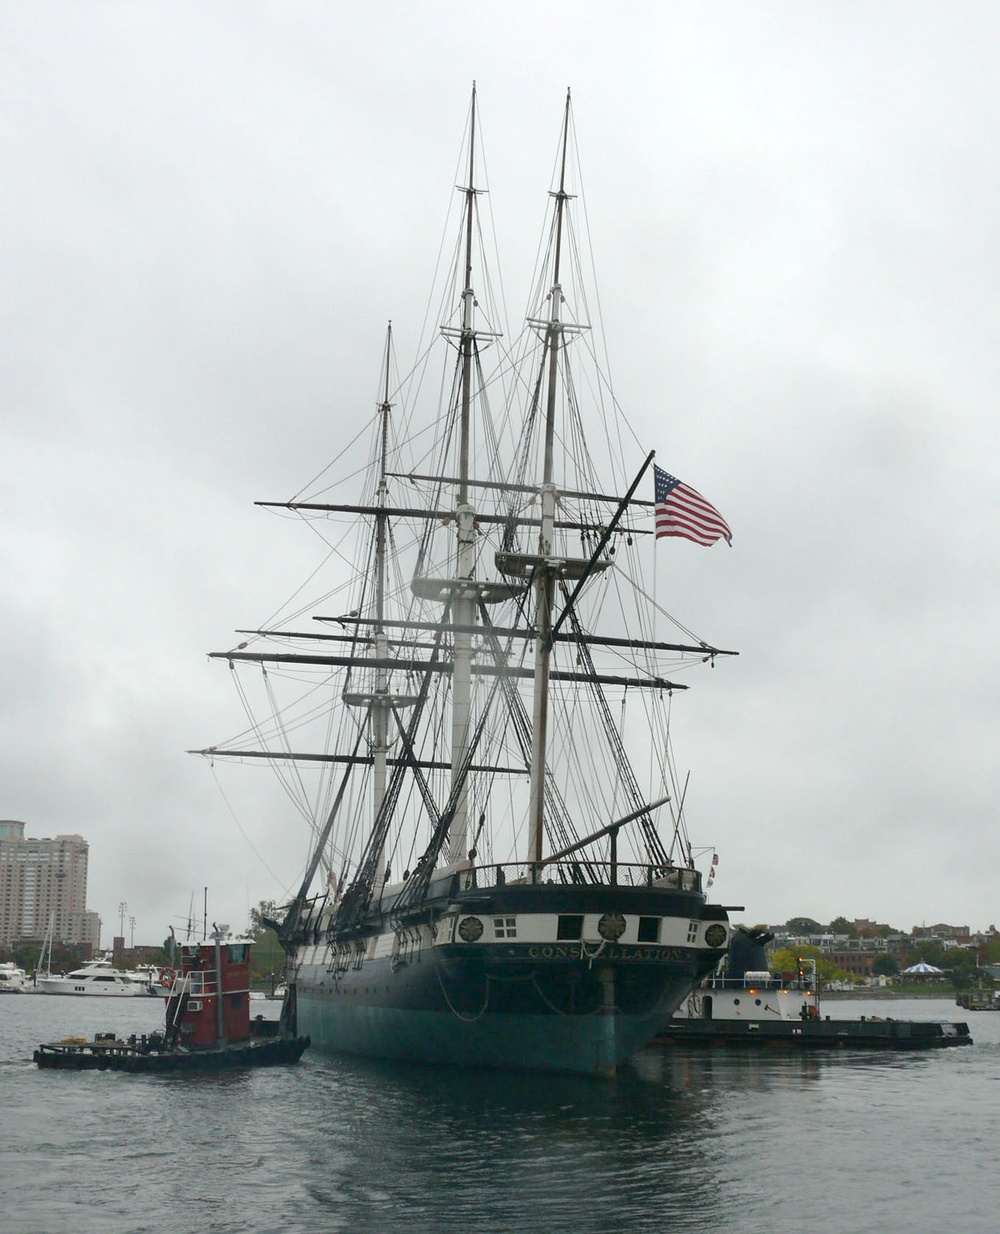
197, 89, 738, 1076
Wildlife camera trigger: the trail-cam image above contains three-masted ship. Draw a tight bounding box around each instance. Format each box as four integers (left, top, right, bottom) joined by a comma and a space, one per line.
198, 90, 738, 1076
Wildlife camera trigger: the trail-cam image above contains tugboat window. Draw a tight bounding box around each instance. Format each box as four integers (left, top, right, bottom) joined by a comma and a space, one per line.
557, 915, 584, 941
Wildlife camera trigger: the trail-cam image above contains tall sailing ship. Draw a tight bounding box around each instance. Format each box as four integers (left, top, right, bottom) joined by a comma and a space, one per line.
198, 90, 738, 1076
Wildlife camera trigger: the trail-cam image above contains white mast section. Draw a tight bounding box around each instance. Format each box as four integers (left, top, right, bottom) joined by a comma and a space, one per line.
527, 92, 572, 867
446, 87, 480, 863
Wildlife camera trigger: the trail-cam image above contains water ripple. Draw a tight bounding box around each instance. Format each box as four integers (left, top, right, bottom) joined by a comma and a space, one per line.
2, 996, 997, 1233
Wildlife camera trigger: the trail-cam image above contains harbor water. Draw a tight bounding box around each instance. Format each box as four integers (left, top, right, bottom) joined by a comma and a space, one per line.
2, 994, 998, 1234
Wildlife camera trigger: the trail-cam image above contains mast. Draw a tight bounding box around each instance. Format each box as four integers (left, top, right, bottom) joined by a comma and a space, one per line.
371, 324, 393, 890
446, 85, 480, 863
526, 90, 572, 867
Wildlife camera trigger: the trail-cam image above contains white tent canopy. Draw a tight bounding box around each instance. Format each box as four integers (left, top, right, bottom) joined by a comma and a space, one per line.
901, 961, 945, 974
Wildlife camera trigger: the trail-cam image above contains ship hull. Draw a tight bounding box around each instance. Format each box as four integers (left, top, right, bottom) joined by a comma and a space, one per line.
288, 882, 729, 1076
296, 967, 698, 1076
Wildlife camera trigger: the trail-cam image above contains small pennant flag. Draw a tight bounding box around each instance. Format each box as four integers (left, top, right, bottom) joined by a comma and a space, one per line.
654, 465, 732, 547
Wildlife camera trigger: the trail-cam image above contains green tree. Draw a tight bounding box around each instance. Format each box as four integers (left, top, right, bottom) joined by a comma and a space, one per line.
872, 954, 899, 977
770, 945, 848, 986
941, 949, 980, 989
15, 939, 79, 975
783, 917, 823, 935
829, 917, 858, 938
906, 939, 948, 968
982, 939, 1000, 965
248, 900, 279, 936
246, 899, 284, 987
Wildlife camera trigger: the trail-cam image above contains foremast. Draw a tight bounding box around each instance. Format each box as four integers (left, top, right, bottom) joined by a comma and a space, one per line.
526, 91, 571, 866
446, 84, 481, 866
370, 324, 393, 893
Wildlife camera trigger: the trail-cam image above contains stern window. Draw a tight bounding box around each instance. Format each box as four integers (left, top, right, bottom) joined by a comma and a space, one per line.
493, 917, 517, 939
638, 917, 660, 943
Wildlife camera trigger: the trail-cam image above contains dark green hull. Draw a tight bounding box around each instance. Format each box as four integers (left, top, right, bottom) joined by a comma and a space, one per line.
299, 990, 664, 1074
289, 874, 731, 1075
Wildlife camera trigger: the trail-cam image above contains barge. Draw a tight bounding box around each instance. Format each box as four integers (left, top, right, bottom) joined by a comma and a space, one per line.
656, 927, 972, 1050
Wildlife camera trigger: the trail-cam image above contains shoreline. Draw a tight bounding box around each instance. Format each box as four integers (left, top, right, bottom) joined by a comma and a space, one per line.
821, 988, 955, 1000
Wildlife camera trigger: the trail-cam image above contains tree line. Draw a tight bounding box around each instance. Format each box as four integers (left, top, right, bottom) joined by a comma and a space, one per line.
769, 916, 1000, 988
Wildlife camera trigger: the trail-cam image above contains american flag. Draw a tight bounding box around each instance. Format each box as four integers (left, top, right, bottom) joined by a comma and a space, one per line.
654, 465, 732, 546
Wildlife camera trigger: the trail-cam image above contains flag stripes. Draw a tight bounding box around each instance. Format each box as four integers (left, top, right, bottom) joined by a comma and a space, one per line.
653, 465, 731, 547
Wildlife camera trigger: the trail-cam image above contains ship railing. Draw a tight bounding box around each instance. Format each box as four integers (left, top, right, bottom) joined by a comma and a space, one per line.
703, 974, 813, 992
164, 972, 225, 999
462, 861, 702, 892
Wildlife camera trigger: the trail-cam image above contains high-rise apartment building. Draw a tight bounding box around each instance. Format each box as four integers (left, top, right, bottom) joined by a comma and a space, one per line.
0, 821, 96, 949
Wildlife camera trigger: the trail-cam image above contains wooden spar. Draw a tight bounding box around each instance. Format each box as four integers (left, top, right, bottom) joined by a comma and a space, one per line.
209, 649, 688, 691
189, 747, 529, 775
386, 470, 655, 507
540, 794, 671, 866
255, 501, 650, 536
548, 451, 656, 649
282, 723, 367, 938
316, 616, 737, 658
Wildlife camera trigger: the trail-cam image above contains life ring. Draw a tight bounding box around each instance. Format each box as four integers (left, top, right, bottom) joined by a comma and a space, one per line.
160, 968, 176, 988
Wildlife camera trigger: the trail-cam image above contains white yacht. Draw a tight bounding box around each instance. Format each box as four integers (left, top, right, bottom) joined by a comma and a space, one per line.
0, 962, 28, 993
35, 958, 156, 997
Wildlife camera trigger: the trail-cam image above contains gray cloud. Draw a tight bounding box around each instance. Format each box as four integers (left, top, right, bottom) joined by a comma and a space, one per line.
2, 2, 998, 943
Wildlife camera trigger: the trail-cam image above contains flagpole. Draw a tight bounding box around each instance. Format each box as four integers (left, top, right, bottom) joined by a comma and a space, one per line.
650, 451, 658, 809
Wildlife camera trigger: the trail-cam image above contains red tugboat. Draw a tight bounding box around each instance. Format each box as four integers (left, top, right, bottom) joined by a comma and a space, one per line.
34, 926, 309, 1071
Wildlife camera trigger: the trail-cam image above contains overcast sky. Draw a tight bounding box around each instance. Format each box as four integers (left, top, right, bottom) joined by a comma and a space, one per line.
2, 2, 998, 946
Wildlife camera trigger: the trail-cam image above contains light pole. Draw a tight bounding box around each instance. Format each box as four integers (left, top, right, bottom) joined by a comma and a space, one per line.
129, 916, 136, 950
118, 901, 128, 941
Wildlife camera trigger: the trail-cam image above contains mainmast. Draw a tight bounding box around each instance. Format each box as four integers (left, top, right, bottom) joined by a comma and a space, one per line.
370, 323, 393, 888
526, 91, 572, 866
446, 85, 481, 863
